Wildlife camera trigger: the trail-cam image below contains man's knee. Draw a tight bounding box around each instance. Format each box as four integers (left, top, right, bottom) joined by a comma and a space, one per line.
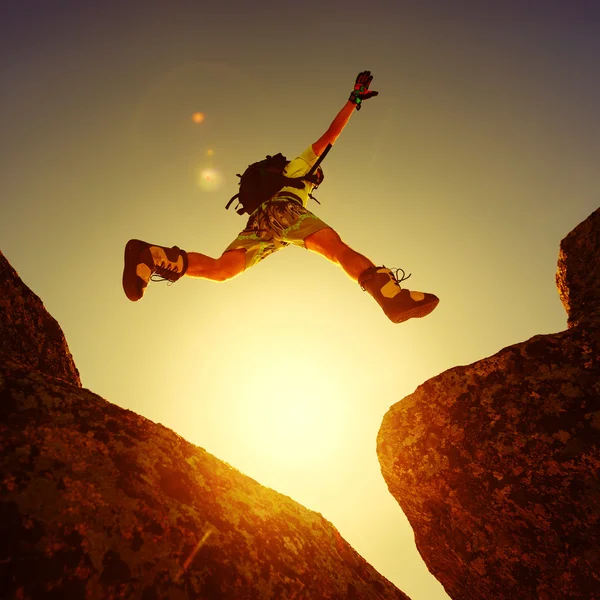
304, 227, 344, 260
217, 249, 246, 281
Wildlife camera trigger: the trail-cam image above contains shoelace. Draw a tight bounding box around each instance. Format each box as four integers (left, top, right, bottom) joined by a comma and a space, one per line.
389, 267, 411, 286
151, 263, 179, 284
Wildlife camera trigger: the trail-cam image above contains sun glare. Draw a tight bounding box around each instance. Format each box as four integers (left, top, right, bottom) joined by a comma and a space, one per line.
174, 308, 356, 502
231, 360, 348, 472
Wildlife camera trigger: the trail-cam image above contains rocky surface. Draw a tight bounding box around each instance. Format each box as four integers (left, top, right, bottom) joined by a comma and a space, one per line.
557, 207, 600, 328
377, 207, 600, 600
0, 251, 80, 387
0, 251, 410, 600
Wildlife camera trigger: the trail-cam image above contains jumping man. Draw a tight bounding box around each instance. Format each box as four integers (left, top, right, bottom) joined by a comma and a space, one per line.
122, 71, 439, 323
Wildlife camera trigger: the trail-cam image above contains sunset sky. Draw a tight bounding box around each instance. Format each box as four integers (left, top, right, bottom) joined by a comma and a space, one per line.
2, 2, 599, 598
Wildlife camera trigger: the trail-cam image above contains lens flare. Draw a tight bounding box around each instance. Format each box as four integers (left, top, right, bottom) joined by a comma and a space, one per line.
198, 167, 221, 192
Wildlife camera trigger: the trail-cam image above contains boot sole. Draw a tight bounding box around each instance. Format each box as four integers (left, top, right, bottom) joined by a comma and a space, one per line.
122, 239, 148, 302
388, 296, 439, 324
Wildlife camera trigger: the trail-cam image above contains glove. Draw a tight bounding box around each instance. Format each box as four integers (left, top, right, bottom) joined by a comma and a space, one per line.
349, 71, 379, 110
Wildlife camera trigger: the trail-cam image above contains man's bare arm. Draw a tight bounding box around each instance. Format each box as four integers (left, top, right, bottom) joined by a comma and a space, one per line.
311, 72, 379, 156
312, 100, 356, 157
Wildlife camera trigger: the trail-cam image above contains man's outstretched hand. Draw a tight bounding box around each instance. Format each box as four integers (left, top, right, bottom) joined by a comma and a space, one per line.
312, 71, 379, 153
349, 71, 379, 110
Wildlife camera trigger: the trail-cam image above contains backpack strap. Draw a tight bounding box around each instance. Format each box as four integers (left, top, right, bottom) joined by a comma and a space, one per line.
275, 143, 332, 188
300, 143, 331, 205
225, 144, 333, 215
225, 193, 240, 211
306, 143, 332, 178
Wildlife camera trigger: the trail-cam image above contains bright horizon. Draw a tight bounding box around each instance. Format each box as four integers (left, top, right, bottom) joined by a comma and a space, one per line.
2, 2, 599, 599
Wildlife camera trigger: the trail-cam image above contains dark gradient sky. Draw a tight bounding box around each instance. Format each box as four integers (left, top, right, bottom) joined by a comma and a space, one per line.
2, 2, 599, 599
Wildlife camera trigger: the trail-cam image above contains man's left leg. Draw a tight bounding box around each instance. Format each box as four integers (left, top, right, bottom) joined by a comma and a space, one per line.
123, 201, 290, 301
304, 227, 439, 323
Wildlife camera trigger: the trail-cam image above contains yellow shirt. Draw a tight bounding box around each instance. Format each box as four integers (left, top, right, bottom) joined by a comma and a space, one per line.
274, 145, 320, 207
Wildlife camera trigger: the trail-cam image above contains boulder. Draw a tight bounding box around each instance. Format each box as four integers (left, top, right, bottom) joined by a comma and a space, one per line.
377, 208, 600, 600
0, 251, 410, 600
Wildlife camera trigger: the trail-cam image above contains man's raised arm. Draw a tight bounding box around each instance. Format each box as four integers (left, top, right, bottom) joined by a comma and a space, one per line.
312, 71, 379, 156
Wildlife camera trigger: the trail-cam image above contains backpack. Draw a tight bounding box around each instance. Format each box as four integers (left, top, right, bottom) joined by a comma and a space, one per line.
225, 144, 332, 216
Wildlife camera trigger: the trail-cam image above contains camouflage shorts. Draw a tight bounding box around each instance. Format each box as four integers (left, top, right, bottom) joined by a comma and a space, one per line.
224, 196, 330, 269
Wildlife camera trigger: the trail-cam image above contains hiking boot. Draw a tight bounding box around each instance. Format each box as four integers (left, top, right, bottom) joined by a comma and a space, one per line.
122, 239, 188, 302
359, 266, 439, 323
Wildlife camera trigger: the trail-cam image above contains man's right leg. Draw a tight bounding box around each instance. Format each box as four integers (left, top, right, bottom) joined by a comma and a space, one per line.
304, 227, 439, 324
304, 227, 374, 281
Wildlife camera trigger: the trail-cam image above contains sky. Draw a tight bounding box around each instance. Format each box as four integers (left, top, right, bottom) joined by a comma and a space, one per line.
1, 1, 599, 598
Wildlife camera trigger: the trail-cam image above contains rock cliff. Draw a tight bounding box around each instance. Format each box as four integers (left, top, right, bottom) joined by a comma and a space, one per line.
377, 208, 600, 600
0, 254, 80, 386
0, 250, 409, 600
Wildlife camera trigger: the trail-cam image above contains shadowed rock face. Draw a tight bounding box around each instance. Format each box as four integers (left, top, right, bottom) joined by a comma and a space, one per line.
557, 207, 600, 328
0, 252, 410, 600
377, 207, 600, 600
0, 251, 80, 387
